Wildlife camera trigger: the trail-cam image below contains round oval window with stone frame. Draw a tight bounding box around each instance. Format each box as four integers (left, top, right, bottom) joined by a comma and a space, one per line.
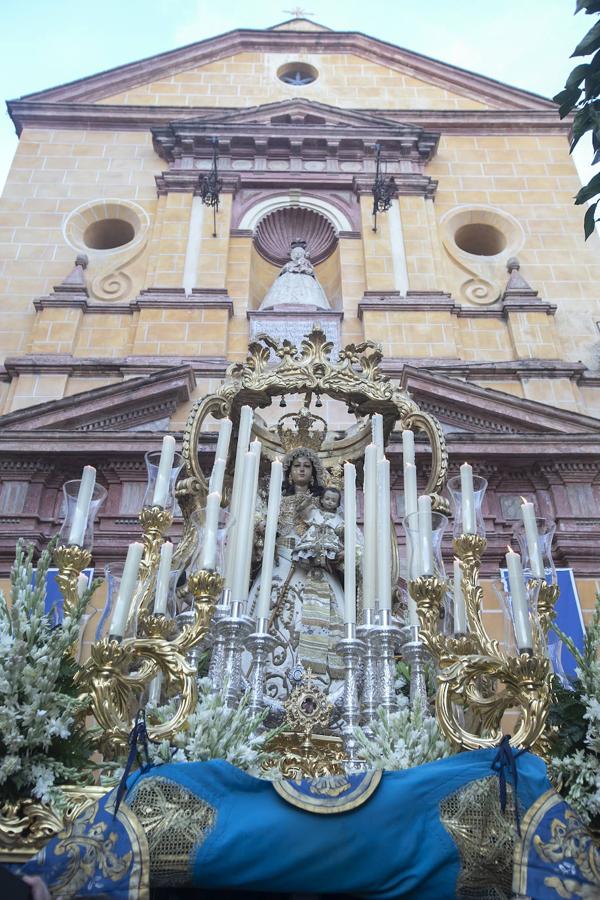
63, 199, 150, 256
439, 205, 525, 306
277, 62, 319, 86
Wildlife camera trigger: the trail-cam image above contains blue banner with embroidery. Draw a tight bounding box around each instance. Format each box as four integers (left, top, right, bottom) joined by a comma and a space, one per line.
16, 787, 149, 899
124, 749, 550, 899
513, 788, 600, 899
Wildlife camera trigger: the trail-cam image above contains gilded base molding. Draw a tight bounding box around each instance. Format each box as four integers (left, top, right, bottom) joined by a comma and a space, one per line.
0, 785, 108, 863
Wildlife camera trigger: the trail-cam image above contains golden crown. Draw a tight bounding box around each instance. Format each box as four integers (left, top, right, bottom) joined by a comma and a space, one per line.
277, 409, 327, 454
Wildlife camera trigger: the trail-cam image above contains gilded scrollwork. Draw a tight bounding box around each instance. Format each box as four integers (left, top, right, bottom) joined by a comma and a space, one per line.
410, 533, 558, 756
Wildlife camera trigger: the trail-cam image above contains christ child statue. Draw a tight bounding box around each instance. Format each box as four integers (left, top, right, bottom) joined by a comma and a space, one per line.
292, 486, 344, 569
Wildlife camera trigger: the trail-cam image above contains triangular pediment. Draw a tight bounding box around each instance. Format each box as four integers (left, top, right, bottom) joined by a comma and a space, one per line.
13, 25, 554, 111
0, 366, 195, 434
401, 368, 600, 436
186, 99, 409, 130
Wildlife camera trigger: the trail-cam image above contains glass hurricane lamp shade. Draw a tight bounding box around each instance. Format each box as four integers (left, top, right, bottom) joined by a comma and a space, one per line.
59, 480, 107, 550
403, 510, 449, 580
188, 506, 234, 577
513, 516, 556, 581
492, 575, 542, 654
447, 474, 488, 539
143, 450, 184, 512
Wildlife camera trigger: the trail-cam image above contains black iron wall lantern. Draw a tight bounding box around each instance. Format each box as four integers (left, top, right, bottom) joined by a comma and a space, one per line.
199, 137, 222, 237
371, 142, 396, 233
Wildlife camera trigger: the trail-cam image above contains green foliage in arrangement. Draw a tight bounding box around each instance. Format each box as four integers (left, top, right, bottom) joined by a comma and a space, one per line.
0, 540, 97, 807
549, 594, 600, 826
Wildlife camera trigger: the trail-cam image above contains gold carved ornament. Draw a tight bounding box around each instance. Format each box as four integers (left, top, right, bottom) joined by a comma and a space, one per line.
409, 534, 559, 757
75, 567, 223, 754
0, 785, 107, 863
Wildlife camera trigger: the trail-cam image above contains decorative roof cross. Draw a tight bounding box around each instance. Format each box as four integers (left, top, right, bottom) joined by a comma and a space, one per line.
283, 6, 314, 18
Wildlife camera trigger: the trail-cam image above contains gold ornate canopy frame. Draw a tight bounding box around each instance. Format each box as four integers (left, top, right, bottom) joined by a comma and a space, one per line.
179, 325, 448, 516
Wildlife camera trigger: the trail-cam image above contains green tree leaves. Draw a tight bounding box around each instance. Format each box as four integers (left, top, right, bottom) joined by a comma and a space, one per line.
555, 3, 600, 238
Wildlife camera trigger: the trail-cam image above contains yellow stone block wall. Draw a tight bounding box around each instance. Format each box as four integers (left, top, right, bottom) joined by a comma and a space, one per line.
99, 52, 489, 110
360, 196, 396, 293
429, 134, 600, 372
152, 192, 192, 288
226, 236, 252, 360
362, 309, 458, 358
399, 195, 440, 292
132, 306, 229, 357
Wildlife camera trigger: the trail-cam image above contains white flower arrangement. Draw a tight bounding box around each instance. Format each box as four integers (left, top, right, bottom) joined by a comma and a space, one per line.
550, 597, 600, 825
147, 678, 282, 778
0, 540, 94, 808
352, 696, 452, 770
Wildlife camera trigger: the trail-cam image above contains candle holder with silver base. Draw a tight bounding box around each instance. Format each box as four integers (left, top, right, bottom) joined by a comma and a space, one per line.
207, 588, 232, 691
216, 599, 253, 707
357, 608, 379, 725
335, 622, 366, 761
375, 609, 402, 713
403, 624, 429, 707
246, 616, 277, 718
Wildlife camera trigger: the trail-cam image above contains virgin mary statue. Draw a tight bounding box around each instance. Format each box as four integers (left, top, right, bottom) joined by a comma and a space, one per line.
246, 416, 346, 703
259, 240, 330, 311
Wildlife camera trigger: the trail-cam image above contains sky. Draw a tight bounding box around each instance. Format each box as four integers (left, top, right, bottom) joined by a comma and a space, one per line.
0, 0, 595, 191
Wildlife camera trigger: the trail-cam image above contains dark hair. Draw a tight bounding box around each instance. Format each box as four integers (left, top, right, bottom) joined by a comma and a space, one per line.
321, 486, 341, 503
282, 454, 323, 497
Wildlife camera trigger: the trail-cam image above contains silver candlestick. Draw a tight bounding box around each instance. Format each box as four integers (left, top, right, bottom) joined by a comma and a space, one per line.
246, 616, 277, 717
216, 599, 253, 707
376, 609, 401, 713
357, 608, 379, 725
403, 625, 428, 707
335, 622, 366, 760
207, 589, 232, 691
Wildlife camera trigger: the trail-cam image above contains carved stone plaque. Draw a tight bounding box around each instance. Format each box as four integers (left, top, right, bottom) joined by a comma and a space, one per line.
248, 311, 343, 362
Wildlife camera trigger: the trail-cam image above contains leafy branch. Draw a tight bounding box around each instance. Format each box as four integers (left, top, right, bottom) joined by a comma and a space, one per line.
554, 0, 600, 238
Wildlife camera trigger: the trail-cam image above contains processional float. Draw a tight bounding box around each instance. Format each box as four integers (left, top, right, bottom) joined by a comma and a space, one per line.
0, 325, 588, 900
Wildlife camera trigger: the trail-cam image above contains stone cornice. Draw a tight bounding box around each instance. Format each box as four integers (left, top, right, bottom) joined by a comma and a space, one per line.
2, 354, 229, 379
358, 291, 557, 319
6, 102, 568, 138
381, 357, 587, 383
33, 288, 234, 317
1, 353, 590, 387
352, 174, 437, 199
14, 28, 555, 110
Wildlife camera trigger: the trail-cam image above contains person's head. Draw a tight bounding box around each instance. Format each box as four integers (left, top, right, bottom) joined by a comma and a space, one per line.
321, 487, 341, 512
283, 449, 322, 495
290, 246, 305, 261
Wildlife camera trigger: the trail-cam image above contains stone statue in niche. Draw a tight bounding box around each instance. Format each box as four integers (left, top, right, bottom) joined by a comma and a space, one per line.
259, 239, 330, 311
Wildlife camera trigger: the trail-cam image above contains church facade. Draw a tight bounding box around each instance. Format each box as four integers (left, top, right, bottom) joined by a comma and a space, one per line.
0, 18, 599, 633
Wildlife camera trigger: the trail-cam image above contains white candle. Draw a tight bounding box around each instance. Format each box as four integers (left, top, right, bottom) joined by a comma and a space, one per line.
200, 492, 221, 571
208, 457, 226, 496
372, 413, 385, 460
77, 572, 89, 599
505, 546, 532, 650
453, 557, 467, 634
68, 466, 96, 546
377, 457, 392, 610
417, 494, 433, 576
230, 449, 259, 603
402, 430, 415, 466
362, 443, 378, 611
460, 462, 475, 534
520, 499, 544, 578
152, 435, 176, 508
154, 541, 173, 615
109, 542, 144, 637
344, 462, 357, 624
404, 461, 418, 521
241, 441, 262, 598
256, 459, 283, 619
215, 417, 232, 462
224, 406, 253, 589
